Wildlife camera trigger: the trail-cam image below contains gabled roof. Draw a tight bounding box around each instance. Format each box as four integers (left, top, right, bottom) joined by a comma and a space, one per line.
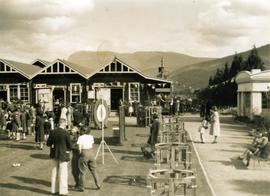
31, 59, 89, 79
68, 54, 171, 83
71, 56, 171, 83
31, 58, 51, 67
0, 58, 42, 79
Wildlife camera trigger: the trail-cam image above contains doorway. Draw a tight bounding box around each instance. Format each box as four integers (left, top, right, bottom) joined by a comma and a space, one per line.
0, 90, 7, 101
53, 88, 65, 104
111, 88, 123, 111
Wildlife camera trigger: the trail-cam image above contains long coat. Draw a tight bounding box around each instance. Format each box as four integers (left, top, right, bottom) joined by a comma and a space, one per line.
47, 127, 71, 162
147, 119, 160, 146
35, 115, 45, 142
209, 111, 221, 136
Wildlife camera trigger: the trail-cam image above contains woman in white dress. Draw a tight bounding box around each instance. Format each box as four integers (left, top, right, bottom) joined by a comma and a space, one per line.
209, 106, 220, 143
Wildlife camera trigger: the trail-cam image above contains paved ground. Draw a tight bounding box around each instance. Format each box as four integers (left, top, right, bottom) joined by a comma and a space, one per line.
183, 114, 270, 196
0, 114, 268, 196
0, 116, 211, 196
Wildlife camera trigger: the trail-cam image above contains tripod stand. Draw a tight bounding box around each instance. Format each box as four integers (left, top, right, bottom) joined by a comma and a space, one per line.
95, 98, 119, 165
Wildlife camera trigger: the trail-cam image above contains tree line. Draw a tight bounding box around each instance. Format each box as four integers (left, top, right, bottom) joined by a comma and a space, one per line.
197, 45, 265, 107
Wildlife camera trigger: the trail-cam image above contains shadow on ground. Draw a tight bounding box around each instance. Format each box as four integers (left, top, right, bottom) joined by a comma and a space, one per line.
229, 179, 270, 195
12, 176, 51, 186
121, 155, 155, 163
30, 153, 50, 160
103, 175, 146, 187
95, 137, 120, 146
0, 183, 51, 195
209, 158, 248, 170
0, 143, 34, 150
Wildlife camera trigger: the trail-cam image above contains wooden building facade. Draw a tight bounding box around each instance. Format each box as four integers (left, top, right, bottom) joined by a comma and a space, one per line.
0, 57, 171, 112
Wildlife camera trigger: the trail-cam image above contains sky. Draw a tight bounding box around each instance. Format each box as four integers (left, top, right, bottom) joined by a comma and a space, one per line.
0, 0, 269, 62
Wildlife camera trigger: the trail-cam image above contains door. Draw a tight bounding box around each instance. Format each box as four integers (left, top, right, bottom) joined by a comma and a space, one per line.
0, 88, 7, 101
37, 88, 53, 111
111, 88, 123, 111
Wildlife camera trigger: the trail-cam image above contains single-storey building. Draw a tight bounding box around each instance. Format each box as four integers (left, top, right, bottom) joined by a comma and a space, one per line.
235, 69, 270, 121
0, 56, 171, 112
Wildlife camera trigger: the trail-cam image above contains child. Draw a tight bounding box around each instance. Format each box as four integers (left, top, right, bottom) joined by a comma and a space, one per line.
198, 118, 208, 143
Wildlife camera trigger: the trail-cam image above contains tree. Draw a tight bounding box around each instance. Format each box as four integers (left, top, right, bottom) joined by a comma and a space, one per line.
229, 53, 242, 77
208, 76, 213, 86
223, 62, 230, 82
213, 68, 223, 84
242, 45, 265, 71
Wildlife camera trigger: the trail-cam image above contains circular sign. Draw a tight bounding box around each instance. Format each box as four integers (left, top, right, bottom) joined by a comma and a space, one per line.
97, 104, 107, 122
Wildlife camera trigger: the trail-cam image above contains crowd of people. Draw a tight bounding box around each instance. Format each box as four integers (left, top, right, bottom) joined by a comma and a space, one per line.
0, 99, 100, 195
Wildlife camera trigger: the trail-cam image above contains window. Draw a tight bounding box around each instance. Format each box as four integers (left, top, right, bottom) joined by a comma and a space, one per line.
111, 63, 116, 71
117, 62, 121, 71
53, 63, 58, 72
47, 66, 52, 72
20, 85, 29, 102
59, 63, 64, 72
65, 66, 70, 72
6, 65, 10, 71
262, 92, 270, 109
0, 62, 4, 71
129, 83, 140, 102
70, 83, 81, 103
9, 85, 18, 101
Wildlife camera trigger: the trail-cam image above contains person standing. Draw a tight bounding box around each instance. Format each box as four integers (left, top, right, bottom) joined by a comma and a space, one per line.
76, 126, 100, 192
70, 126, 80, 189
141, 113, 160, 158
209, 106, 221, 143
35, 111, 45, 149
198, 118, 208, 143
66, 103, 73, 130
47, 118, 71, 196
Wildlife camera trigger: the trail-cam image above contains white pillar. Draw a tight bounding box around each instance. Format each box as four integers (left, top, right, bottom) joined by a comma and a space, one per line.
240, 92, 245, 116
237, 92, 241, 116
250, 92, 262, 118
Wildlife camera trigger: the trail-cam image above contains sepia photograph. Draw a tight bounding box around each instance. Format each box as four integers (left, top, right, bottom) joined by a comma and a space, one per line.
0, 0, 270, 195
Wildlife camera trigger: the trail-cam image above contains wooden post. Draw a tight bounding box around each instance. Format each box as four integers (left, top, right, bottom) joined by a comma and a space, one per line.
119, 105, 125, 145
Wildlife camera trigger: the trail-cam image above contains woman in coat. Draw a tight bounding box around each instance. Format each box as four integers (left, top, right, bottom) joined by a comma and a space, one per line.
35, 111, 45, 149
209, 106, 220, 143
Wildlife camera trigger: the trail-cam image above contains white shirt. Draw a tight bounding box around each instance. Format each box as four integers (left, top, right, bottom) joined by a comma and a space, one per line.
60, 107, 68, 120
77, 134, 94, 150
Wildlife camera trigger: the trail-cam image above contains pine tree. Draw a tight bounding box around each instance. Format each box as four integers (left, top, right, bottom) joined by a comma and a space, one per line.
208, 76, 213, 86
223, 62, 230, 82
230, 53, 242, 77
244, 45, 265, 71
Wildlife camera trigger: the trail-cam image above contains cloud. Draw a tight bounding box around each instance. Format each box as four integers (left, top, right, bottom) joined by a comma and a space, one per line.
197, 0, 270, 46
0, 0, 269, 61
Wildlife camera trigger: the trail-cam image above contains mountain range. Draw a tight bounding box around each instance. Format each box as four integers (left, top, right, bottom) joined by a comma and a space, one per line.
68, 44, 270, 89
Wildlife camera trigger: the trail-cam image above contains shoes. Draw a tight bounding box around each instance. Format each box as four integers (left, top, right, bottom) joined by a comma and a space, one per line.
96, 185, 101, 190
75, 187, 84, 192
201, 141, 205, 144
51, 192, 59, 195
212, 141, 217, 144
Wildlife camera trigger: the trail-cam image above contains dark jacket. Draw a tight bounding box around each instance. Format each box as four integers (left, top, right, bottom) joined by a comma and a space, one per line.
47, 128, 72, 162
147, 118, 160, 146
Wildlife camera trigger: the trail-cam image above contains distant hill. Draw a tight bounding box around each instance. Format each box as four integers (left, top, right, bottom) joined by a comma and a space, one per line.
68, 44, 270, 90
169, 44, 270, 89
68, 51, 214, 78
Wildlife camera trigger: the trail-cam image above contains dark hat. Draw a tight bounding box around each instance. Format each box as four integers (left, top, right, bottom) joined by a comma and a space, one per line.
152, 113, 158, 119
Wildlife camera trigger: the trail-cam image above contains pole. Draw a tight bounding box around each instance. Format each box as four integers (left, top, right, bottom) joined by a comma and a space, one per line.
95, 96, 119, 164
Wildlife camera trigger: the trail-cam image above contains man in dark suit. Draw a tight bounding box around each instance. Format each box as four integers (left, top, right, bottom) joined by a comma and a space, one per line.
47, 118, 71, 196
